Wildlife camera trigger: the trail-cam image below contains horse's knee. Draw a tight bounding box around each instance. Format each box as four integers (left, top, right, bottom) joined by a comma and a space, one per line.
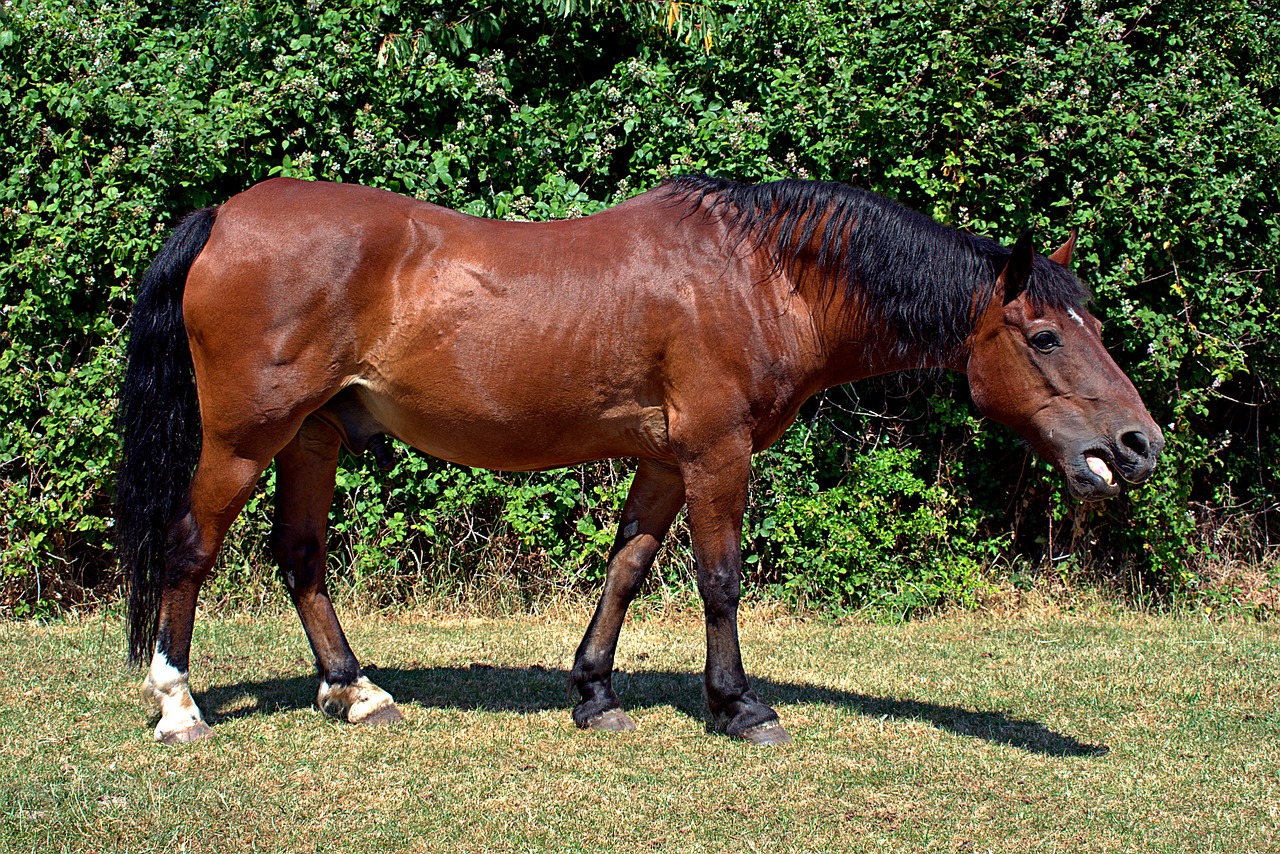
606, 530, 664, 596
696, 568, 741, 615
610, 558, 650, 602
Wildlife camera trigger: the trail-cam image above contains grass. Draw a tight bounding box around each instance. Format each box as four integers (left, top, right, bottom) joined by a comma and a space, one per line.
1, 604, 1277, 853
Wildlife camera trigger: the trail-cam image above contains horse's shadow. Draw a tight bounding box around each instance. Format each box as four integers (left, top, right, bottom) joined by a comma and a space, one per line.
196, 663, 1108, 758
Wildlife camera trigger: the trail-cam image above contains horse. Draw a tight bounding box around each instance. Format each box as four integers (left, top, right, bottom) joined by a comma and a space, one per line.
116, 175, 1163, 745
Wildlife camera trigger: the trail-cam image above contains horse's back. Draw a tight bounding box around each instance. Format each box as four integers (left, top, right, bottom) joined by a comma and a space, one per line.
187, 177, 694, 325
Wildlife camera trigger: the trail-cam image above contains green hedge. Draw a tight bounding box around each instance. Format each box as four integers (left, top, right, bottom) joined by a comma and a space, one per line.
2, 0, 1277, 617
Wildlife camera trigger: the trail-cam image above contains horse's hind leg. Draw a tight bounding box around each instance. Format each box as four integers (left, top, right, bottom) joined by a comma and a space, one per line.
570, 459, 686, 730
272, 417, 402, 726
143, 442, 273, 743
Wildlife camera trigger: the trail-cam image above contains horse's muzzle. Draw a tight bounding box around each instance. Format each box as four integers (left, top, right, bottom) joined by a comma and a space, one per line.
1063, 422, 1164, 500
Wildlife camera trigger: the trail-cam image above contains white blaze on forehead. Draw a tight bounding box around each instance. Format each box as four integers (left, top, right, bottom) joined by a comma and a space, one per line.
1067, 308, 1086, 327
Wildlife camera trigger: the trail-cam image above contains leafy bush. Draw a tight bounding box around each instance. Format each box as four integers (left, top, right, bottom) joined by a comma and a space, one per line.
748, 420, 984, 618
1, 0, 1276, 617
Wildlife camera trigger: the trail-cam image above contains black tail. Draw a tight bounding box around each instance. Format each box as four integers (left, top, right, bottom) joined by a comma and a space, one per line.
116, 208, 217, 665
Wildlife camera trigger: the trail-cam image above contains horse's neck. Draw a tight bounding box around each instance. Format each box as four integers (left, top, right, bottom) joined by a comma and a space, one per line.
800, 281, 970, 389
775, 206, 996, 388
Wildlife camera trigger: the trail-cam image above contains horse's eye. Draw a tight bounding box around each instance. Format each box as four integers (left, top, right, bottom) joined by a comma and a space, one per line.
1030, 331, 1061, 352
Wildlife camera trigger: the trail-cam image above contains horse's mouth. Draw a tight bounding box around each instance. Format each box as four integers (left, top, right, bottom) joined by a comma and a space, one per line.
1085, 452, 1116, 486
1067, 448, 1124, 499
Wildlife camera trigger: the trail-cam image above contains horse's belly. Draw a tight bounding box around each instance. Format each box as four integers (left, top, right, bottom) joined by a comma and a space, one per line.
327, 383, 673, 472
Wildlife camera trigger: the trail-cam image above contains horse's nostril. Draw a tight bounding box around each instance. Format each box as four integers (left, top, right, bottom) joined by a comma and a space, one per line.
1121, 430, 1150, 458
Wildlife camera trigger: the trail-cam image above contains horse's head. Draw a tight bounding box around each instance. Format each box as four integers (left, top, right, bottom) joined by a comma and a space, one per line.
966, 231, 1164, 500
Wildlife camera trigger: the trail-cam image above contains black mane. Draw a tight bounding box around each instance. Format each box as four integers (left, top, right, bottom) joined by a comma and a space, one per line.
662, 175, 1089, 364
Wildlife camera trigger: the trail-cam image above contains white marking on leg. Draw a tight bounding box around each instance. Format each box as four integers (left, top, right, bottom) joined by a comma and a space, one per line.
317, 676, 397, 723
142, 649, 207, 742
148, 650, 186, 691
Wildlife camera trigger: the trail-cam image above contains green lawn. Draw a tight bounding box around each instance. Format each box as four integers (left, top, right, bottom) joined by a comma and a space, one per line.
1, 607, 1276, 852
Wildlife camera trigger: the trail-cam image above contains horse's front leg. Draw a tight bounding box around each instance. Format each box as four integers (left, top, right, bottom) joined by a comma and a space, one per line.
678, 440, 792, 746
272, 418, 402, 727
571, 459, 686, 730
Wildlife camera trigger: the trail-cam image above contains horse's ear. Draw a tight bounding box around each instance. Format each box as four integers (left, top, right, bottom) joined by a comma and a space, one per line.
999, 230, 1035, 305
1048, 227, 1078, 267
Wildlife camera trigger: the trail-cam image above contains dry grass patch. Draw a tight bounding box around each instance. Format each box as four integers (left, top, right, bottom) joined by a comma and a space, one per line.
1, 607, 1276, 853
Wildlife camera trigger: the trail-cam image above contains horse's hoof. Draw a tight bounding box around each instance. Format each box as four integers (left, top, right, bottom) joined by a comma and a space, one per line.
586, 708, 637, 732
157, 720, 214, 745
739, 720, 792, 746
355, 704, 404, 727
319, 676, 399, 724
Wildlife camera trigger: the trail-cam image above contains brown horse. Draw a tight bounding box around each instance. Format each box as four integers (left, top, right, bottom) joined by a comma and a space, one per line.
117, 176, 1162, 745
